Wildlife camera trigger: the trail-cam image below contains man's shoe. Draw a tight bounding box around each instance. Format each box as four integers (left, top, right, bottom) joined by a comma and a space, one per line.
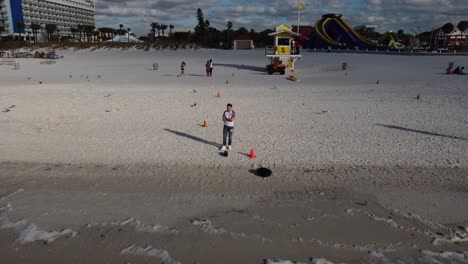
228, 145, 232, 150
220, 146, 227, 151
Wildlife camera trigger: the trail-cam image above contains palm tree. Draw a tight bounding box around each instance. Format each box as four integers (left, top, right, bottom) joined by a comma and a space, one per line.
457, 21, 468, 32
31, 23, 42, 43
150, 22, 159, 40
77, 24, 86, 41
441, 23, 454, 47
397, 29, 404, 40
160, 24, 168, 37
0, 26, 4, 41
457, 21, 468, 46
98, 27, 106, 41
45, 24, 57, 41
16, 21, 25, 41
226, 20, 233, 48
98, 27, 114, 41
92, 29, 99, 42
70, 27, 78, 41
441, 23, 455, 34
155, 23, 161, 37
169, 25, 174, 36
119, 24, 123, 42
84, 25, 95, 42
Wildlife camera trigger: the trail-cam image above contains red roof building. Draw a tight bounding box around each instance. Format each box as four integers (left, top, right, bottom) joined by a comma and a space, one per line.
291, 25, 315, 37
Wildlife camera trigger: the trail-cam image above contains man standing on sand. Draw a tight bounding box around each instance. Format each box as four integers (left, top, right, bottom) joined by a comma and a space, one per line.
220, 103, 235, 151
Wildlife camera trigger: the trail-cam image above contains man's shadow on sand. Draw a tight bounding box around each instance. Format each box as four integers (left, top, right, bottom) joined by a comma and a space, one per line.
164, 129, 221, 147
214, 63, 265, 73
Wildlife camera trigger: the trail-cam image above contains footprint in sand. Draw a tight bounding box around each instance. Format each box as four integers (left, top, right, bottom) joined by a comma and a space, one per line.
2, 105, 15, 112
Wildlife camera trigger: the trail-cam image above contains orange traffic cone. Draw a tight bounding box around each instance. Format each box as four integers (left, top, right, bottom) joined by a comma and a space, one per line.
249, 148, 256, 159
217, 91, 221, 98
416, 94, 420, 100
202, 120, 208, 128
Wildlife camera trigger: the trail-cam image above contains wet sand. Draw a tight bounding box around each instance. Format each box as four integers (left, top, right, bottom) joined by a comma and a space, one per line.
1, 162, 467, 263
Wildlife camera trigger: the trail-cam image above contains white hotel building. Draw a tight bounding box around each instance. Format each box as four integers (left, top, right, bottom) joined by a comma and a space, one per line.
0, 0, 95, 39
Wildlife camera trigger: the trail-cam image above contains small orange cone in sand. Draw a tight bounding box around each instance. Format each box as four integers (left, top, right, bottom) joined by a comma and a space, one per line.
203, 120, 208, 128
249, 148, 256, 159
217, 91, 221, 98
416, 94, 420, 100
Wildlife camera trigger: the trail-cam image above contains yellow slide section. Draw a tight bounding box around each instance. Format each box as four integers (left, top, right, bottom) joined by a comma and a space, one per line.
337, 18, 377, 47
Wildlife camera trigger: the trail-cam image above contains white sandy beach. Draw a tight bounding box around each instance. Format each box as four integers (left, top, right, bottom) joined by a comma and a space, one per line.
1, 49, 467, 167
1, 48, 468, 263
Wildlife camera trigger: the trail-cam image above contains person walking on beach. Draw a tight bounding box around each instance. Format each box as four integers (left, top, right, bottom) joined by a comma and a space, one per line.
209, 59, 213, 77
179, 61, 186, 77
220, 103, 235, 151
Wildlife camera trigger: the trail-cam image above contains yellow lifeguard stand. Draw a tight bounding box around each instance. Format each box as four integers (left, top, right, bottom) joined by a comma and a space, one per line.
265, 24, 302, 73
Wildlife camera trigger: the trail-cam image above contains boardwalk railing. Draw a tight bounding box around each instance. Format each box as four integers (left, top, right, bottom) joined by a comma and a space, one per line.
306, 48, 468, 56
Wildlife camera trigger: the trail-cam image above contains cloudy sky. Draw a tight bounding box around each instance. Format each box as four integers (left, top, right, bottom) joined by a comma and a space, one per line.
94, 0, 468, 36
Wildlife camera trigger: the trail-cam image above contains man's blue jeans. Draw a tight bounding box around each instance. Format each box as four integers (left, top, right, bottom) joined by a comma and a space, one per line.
223, 125, 234, 146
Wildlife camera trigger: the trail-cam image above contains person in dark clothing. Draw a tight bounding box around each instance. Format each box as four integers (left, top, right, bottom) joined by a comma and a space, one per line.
453, 66, 460, 74
179, 61, 186, 77
205, 60, 210, 77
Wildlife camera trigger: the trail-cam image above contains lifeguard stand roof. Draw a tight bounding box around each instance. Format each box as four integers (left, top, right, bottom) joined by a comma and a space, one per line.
268, 24, 301, 37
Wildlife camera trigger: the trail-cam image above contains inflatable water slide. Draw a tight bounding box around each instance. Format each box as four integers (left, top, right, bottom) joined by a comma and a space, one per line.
310, 14, 380, 49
